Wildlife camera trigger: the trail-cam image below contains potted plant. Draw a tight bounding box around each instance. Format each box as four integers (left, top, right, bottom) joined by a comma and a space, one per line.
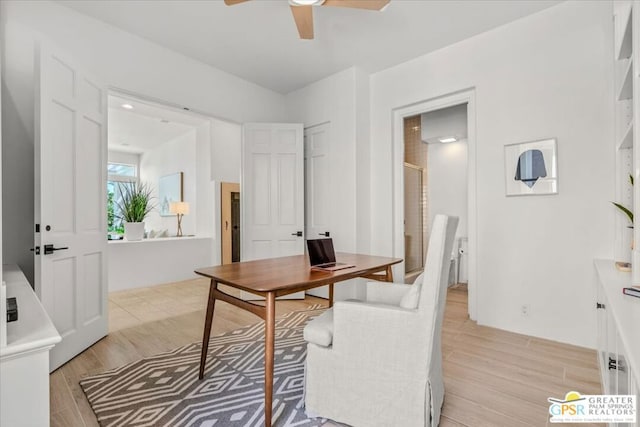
116, 182, 155, 241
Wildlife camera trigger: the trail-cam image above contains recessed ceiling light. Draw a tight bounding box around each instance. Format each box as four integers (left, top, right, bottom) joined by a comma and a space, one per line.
121, 103, 134, 110
439, 137, 457, 143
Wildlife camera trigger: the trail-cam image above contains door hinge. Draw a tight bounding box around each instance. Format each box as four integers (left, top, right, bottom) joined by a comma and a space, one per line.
30, 246, 40, 255
35, 224, 40, 233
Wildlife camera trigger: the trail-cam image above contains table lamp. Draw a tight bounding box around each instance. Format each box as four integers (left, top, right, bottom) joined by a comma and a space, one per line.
169, 201, 190, 237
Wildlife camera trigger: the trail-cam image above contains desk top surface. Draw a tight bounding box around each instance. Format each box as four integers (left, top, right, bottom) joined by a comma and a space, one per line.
195, 253, 401, 295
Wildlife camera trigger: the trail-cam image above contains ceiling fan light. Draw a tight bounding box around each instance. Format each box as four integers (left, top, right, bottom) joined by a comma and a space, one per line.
289, 0, 324, 6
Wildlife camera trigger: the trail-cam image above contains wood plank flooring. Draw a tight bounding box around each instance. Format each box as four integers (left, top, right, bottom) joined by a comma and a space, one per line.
50, 280, 601, 426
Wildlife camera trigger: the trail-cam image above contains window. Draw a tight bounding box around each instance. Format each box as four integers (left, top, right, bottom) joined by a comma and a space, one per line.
107, 162, 138, 233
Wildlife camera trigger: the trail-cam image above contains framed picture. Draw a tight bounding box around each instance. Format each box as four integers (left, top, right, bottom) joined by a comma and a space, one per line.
159, 172, 183, 216
504, 138, 558, 196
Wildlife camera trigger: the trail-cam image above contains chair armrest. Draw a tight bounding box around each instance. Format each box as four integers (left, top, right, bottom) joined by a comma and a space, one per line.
366, 281, 412, 305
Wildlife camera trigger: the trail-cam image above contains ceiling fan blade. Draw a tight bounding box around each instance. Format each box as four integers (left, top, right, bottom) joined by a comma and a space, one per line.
224, 0, 250, 5
322, 0, 389, 11
290, 5, 314, 40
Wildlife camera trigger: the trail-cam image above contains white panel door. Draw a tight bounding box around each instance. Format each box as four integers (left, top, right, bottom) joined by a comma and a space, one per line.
304, 124, 331, 298
241, 123, 304, 299
35, 44, 108, 371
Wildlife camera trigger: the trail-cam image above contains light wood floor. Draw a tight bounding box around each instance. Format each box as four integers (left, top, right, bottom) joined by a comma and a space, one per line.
50, 280, 601, 426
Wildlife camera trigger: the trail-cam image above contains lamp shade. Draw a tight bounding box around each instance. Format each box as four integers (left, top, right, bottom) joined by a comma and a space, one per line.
170, 201, 190, 215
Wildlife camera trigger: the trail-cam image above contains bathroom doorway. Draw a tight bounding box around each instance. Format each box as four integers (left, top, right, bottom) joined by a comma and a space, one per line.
221, 182, 240, 264
394, 89, 477, 319
403, 104, 469, 287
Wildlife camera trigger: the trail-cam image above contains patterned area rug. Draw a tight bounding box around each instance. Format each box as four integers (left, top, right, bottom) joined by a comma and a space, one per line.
81, 305, 327, 427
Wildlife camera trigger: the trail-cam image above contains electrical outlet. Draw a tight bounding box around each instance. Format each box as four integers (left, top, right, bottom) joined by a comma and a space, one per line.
521, 304, 530, 317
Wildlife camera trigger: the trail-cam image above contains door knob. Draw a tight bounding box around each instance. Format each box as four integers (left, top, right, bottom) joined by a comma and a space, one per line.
44, 244, 69, 255
319, 231, 330, 237
291, 231, 303, 237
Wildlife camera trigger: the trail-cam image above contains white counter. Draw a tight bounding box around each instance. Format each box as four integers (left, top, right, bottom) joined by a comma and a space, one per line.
108, 236, 214, 291
0, 264, 61, 427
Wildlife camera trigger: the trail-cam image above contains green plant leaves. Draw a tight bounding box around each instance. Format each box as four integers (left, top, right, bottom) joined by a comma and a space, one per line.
612, 202, 634, 225
115, 182, 156, 223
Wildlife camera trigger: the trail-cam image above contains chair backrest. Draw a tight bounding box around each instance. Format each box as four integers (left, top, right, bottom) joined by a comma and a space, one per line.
418, 214, 458, 426
418, 214, 458, 313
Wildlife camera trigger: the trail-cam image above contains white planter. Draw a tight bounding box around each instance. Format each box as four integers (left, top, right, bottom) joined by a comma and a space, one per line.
124, 222, 145, 241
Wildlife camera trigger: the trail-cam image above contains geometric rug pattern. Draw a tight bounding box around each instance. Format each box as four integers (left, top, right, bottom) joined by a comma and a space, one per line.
80, 305, 327, 427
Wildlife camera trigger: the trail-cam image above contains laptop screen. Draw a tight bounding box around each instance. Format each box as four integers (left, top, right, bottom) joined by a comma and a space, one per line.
307, 238, 337, 266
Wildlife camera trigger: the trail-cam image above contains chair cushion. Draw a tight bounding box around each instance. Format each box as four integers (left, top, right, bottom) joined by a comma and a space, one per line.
399, 283, 421, 309
303, 309, 334, 347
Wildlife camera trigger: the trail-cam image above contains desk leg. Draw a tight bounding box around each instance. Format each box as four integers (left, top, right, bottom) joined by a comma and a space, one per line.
328, 283, 334, 307
199, 279, 218, 380
264, 292, 276, 427
385, 265, 394, 282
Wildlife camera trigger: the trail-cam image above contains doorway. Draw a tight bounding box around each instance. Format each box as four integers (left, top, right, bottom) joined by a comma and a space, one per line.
403, 104, 469, 285
221, 182, 240, 264
393, 89, 477, 320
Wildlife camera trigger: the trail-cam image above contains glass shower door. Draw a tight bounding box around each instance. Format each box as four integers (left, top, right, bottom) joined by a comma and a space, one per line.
404, 163, 424, 274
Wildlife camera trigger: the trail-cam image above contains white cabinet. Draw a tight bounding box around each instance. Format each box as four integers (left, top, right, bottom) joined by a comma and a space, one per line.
0, 265, 61, 427
594, 260, 640, 427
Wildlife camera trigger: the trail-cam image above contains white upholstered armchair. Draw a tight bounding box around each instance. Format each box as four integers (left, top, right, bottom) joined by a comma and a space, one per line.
303, 214, 459, 427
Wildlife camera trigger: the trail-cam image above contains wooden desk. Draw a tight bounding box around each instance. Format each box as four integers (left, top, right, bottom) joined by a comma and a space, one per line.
195, 253, 401, 427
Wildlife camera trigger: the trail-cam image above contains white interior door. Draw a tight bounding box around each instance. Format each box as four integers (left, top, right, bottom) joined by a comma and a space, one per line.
241, 123, 304, 299
35, 44, 108, 371
304, 123, 331, 298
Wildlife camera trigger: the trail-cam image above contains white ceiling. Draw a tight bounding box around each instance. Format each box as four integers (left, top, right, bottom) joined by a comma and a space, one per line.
57, 0, 562, 94
108, 94, 207, 153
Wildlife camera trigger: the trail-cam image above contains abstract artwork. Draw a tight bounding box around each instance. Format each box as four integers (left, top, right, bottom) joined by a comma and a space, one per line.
158, 172, 183, 216
505, 138, 558, 196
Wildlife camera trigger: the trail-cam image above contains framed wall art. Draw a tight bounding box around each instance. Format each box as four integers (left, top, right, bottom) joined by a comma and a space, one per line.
159, 172, 183, 216
504, 138, 558, 196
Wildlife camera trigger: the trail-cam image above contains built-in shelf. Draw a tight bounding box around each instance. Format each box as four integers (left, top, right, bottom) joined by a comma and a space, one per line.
618, 58, 633, 101
594, 259, 640, 389
617, 5, 633, 60
618, 120, 633, 150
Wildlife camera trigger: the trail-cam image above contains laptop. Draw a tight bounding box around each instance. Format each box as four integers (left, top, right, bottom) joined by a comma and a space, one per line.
306, 238, 355, 271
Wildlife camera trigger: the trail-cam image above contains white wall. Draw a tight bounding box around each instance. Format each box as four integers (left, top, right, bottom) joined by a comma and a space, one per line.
139, 130, 197, 235
355, 67, 371, 257
427, 140, 468, 239
369, 1, 614, 348
1, 0, 287, 282
108, 150, 140, 168
209, 120, 242, 264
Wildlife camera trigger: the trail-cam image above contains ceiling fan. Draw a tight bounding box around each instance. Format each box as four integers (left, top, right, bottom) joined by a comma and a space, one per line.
224, 0, 390, 40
